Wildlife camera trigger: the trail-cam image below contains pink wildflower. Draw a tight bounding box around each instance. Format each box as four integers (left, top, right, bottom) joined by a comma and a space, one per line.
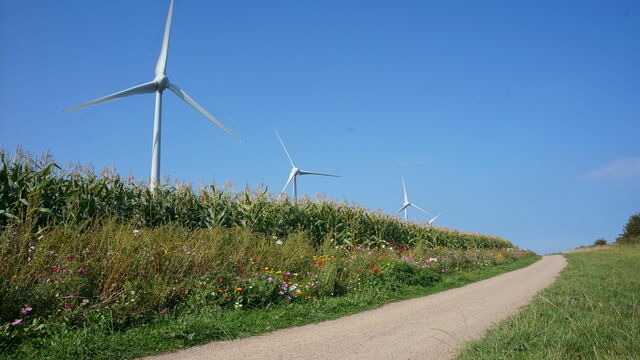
21, 307, 32, 315
77, 268, 87, 275
11, 319, 22, 326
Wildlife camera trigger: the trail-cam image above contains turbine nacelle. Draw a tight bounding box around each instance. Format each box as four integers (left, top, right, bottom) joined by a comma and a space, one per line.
153, 75, 170, 91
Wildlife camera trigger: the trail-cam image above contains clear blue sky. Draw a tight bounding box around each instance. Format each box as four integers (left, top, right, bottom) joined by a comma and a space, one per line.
1, 0, 638, 254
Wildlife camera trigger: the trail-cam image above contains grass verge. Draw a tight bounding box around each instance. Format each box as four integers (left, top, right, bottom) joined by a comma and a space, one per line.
456, 245, 640, 359
5, 255, 539, 359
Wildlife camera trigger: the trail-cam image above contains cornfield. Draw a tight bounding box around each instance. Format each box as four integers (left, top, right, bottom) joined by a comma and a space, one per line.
0, 149, 513, 249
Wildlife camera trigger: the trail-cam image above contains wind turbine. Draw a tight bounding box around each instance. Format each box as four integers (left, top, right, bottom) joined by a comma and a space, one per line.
396, 176, 432, 221
428, 212, 443, 226
275, 130, 338, 202
65, 0, 239, 190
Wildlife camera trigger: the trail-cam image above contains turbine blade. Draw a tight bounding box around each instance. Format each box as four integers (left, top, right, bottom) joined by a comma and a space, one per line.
428, 212, 442, 225
168, 83, 240, 142
410, 203, 433, 216
396, 204, 409, 215
65, 81, 157, 112
274, 130, 296, 167
298, 170, 339, 177
155, 0, 174, 76
281, 172, 295, 194
402, 176, 408, 203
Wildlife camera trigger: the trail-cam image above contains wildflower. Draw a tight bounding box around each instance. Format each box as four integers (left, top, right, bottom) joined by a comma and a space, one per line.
235, 287, 243, 291
281, 283, 288, 288
11, 319, 22, 326
11, 275, 17, 280
275, 240, 283, 245
63, 304, 74, 310
66, 255, 76, 260
278, 291, 285, 295
31, 324, 44, 331
217, 289, 225, 293
267, 277, 273, 282
264, 267, 270, 270
218, 279, 224, 283
50, 267, 61, 272
21, 307, 32, 315
133, 229, 140, 236
77, 268, 87, 275
307, 272, 313, 276
295, 290, 302, 295
135, 273, 144, 277
283, 275, 289, 280
159, 308, 168, 314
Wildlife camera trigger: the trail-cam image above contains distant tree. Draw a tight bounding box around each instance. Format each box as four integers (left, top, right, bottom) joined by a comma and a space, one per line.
616, 213, 640, 245
594, 238, 607, 246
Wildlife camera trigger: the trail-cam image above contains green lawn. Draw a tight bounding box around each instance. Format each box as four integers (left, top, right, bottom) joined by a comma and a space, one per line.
457, 245, 640, 360
5, 256, 539, 360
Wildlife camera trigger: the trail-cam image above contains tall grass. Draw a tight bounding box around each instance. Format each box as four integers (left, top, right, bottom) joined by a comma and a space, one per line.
456, 245, 640, 359
0, 149, 512, 249
0, 149, 533, 355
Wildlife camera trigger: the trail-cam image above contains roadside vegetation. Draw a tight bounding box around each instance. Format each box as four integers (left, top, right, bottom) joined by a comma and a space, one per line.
616, 213, 640, 245
1, 149, 536, 359
457, 245, 640, 359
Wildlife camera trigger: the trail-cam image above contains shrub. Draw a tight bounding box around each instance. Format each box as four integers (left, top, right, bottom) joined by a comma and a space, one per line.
616, 213, 640, 245
594, 239, 607, 246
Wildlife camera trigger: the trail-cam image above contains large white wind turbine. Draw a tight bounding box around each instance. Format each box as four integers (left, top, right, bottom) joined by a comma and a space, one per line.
65, 0, 239, 189
396, 176, 432, 221
275, 130, 338, 202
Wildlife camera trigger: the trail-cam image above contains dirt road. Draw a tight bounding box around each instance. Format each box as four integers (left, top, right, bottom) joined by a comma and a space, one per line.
144, 255, 566, 360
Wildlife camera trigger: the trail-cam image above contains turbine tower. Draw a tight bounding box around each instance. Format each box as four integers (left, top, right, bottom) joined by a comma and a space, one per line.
396, 176, 432, 221
275, 130, 338, 202
65, 0, 239, 189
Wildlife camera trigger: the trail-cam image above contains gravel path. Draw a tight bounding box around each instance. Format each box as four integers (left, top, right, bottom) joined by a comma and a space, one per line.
144, 255, 566, 360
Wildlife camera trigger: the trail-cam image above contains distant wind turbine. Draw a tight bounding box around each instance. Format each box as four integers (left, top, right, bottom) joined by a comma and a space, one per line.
275, 130, 338, 202
428, 212, 443, 226
65, 0, 239, 189
396, 176, 432, 221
